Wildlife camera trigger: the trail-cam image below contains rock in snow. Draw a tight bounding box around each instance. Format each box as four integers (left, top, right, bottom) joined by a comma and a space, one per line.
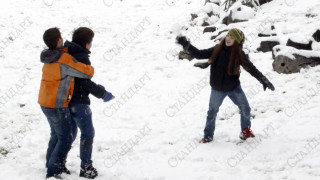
272, 45, 320, 73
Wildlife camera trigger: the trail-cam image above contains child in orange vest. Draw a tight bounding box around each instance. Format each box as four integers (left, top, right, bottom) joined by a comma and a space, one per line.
38, 27, 94, 179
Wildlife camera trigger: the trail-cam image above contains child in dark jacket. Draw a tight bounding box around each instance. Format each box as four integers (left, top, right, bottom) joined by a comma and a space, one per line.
64, 27, 114, 179
176, 28, 275, 143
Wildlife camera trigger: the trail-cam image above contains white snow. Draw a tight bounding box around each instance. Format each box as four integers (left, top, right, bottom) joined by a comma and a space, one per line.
288, 33, 313, 44
1, 0, 320, 180
231, 4, 255, 21
273, 45, 320, 59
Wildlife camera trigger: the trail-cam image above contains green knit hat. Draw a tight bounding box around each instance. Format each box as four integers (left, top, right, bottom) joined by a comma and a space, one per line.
228, 28, 245, 45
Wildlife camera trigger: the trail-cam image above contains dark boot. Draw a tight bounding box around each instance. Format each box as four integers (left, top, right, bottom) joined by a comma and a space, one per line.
79, 164, 98, 179
62, 165, 71, 175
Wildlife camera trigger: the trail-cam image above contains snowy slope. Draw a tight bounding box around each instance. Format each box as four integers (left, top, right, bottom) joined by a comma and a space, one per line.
0, 0, 320, 179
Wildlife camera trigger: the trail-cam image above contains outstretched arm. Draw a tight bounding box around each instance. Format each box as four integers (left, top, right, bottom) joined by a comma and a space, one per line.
77, 78, 106, 99
188, 44, 215, 59
176, 36, 214, 59
242, 52, 275, 91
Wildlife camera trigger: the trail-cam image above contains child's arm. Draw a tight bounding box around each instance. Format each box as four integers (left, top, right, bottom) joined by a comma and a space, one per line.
187, 45, 215, 59
242, 52, 275, 91
58, 53, 94, 79
76, 78, 106, 99
176, 36, 215, 59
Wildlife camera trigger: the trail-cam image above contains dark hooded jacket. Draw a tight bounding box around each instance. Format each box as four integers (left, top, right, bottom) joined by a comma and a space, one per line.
64, 41, 106, 104
187, 43, 265, 92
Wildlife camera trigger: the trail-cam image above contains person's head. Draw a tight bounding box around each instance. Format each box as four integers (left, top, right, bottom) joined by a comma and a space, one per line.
72, 27, 94, 50
225, 28, 245, 47
209, 28, 248, 75
43, 27, 63, 49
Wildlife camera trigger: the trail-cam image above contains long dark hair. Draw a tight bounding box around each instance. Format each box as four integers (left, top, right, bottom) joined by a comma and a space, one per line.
208, 37, 249, 75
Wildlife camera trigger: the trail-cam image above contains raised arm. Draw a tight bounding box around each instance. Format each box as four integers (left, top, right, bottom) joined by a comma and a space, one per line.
187, 44, 215, 59
176, 36, 214, 59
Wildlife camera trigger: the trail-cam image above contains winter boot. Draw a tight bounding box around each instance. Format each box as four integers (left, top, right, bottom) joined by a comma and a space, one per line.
239, 128, 255, 140
79, 165, 98, 179
199, 137, 213, 143
62, 165, 71, 175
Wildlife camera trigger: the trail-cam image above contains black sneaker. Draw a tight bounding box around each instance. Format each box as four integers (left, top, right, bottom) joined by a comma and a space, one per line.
62, 165, 71, 175
79, 165, 98, 179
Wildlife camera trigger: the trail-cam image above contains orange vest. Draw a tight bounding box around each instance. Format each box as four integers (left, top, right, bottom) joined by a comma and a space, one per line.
38, 48, 94, 108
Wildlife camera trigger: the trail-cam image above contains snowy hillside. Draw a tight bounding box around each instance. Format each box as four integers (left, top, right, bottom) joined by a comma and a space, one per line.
0, 0, 320, 179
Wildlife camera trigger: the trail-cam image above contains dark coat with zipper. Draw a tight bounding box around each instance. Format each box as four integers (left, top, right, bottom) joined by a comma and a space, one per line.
187, 43, 265, 92
64, 41, 106, 104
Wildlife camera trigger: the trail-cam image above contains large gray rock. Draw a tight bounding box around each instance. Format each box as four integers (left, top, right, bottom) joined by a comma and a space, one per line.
272, 45, 320, 74
273, 54, 320, 74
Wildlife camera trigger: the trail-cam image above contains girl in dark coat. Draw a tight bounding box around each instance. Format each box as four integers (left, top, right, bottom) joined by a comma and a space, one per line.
176, 28, 275, 143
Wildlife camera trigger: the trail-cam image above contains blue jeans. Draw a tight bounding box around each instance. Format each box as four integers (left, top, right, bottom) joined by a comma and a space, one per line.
69, 103, 95, 168
204, 85, 251, 139
41, 106, 73, 177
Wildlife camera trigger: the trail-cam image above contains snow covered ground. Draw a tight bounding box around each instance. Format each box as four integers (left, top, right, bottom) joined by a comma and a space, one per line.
0, 0, 320, 179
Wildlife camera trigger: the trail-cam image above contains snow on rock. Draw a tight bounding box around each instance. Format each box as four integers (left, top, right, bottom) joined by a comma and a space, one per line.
202, 2, 220, 16
312, 41, 320, 51
273, 45, 320, 60
220, 1, 256, 25
288, 33, 313, 44
258, 25, 277, 37
251, 36, 281, 52
231, 4, 256, 21
272, 45, 320, 73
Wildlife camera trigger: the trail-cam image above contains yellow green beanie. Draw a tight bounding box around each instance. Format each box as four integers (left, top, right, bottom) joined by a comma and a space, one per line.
228, 28, 245, 45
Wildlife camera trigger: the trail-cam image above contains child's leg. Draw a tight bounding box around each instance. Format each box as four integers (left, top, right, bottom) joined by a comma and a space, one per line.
41, 106, 58, 168
204, 88, 227, 139
71, 117, 78, 143
46, 124, 58, 168
41, 106, 73, 177
70, 103, 95, 168
227, 85, 251, 131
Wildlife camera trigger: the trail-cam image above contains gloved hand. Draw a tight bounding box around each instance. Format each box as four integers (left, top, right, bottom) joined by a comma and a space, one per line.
176, 36, 190, 51
103, 91, 115, 102
194, 62, 210, 69
260, 77, 275, 91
